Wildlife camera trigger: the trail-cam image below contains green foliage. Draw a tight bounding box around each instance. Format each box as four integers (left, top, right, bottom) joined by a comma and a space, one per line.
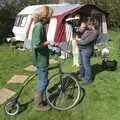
0, 5, 15, 42
0, 0, 49, 42
80, 0, 120, 29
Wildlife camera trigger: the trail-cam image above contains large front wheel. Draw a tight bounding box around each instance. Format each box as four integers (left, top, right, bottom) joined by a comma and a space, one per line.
46, 73, 81, 110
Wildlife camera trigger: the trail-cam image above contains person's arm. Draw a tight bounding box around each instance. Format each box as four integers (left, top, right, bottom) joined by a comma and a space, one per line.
32, 24, 45, 48
35, 40, 49, 48
77, 31, 98, 45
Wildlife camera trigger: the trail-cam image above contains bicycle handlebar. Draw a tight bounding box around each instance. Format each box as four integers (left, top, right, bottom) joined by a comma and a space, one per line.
48, 44, 71, 56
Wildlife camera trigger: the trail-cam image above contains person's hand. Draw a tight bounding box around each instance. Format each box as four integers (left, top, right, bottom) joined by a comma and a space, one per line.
49, 41, 55, 46
43, 41, 50, 45
76, 36, 82, 41
33, 45, 39, 48
33, 43, 43, 48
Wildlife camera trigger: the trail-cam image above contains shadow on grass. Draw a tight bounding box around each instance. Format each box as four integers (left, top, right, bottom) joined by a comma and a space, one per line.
92, 64, 104, 82
18, 98, 34, 115
92, 61, 118, 82
70, 72, 86, 106
77, 87, 85, 106
66, 65, 104, 83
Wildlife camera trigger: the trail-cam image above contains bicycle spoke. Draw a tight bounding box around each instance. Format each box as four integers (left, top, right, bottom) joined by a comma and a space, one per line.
46, 74, 80, 110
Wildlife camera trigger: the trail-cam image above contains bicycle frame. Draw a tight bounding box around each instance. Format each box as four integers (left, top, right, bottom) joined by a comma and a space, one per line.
48, 46, 72, 82
48, 63, 63, 81
12, 74, 36, 102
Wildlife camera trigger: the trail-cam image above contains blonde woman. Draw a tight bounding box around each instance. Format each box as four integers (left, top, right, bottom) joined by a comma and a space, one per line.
32, 6, 52, 111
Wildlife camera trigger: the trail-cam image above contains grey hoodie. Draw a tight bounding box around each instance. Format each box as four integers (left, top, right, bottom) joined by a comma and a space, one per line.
77, 30, 98, 50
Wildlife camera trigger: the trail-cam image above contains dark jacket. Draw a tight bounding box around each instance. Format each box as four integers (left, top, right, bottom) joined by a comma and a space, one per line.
77, 30, 98, 50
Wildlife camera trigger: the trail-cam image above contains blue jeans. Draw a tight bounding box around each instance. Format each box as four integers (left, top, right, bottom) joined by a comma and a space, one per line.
36, 66, 48, 93
79, 48, 93, 83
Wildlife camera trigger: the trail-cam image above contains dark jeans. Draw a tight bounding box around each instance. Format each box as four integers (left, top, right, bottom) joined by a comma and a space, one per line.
79, 48, 93, 83
36, 66, 48, 93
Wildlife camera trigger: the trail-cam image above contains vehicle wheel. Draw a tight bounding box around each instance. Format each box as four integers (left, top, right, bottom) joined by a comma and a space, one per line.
4, 100, 20, 116
46, 73, 81, 110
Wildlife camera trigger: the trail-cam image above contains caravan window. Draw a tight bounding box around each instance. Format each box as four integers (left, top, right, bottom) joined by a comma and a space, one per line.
14, 15, 20, 26
20, 15, 28, 27
14, 15, 28, 27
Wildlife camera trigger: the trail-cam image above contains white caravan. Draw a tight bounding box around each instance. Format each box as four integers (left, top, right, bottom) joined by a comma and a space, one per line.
7, 3, 108, 49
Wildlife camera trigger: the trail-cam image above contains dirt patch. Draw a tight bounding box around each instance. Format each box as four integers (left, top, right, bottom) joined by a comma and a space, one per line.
0, 88, 16, 104
7, 75, 29, 84
24, 65, 36, 72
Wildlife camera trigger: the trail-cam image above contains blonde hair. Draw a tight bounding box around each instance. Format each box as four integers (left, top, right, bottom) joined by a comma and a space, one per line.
48, 7, 53, 18
32, 6, 53, 22
32, 13, 39, 21
39, 6, 49, 20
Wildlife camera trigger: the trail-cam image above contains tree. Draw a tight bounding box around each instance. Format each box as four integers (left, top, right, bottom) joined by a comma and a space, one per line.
0, 0, 50, 42
80, 0, 120, 29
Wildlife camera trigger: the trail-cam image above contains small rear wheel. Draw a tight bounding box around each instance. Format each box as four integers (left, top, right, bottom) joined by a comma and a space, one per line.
46, 73, 81, 110
4, 100, 20, 116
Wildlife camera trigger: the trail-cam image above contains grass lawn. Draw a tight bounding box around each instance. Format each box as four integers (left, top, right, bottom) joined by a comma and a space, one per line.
0, 30, 120, 120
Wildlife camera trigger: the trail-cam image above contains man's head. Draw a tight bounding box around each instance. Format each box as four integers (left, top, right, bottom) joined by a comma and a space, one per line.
87, 19, 96, 30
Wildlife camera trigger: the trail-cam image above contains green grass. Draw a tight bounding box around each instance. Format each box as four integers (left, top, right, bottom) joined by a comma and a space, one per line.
0, 31, 120, 120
